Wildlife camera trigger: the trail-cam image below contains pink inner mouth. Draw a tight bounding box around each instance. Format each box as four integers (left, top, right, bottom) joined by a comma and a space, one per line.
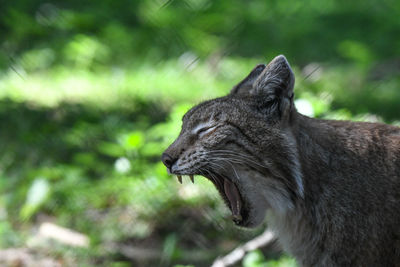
224, 178, 242, 222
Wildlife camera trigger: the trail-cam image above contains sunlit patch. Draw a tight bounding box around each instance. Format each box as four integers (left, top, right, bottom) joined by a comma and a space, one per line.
295, 99, 314, 117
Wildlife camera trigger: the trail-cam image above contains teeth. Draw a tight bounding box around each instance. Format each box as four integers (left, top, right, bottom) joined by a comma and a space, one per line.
232, 214, 243, 224
175, 175, 194, 184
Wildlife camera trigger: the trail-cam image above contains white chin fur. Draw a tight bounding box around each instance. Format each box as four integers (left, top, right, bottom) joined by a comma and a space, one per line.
237, 170, 294, 228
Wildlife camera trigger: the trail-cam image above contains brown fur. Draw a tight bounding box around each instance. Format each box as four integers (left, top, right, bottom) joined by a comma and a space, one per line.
162, 55, 400, 266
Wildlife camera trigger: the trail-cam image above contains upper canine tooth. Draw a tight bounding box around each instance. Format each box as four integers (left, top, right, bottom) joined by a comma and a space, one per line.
190, 175, 194, 183
177, 175, 182, 184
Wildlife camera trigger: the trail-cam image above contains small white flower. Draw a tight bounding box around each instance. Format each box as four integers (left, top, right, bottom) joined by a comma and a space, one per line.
115, 157, 131, 174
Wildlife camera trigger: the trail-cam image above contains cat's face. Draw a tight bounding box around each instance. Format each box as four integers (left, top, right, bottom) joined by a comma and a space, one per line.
163, 97, 268, 227
162, 55, 302, 227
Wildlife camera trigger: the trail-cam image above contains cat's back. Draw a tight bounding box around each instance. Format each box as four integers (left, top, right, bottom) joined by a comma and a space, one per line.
300, 117, 400, 172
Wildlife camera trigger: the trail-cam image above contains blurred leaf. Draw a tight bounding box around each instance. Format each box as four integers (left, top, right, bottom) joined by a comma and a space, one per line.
73, 152, 98, 167
123, 131, 144, 150
20, 178, 50, 220
97, 141, 125, 157
337, 40, 374, 67
265, 256, 297, 267
142, 141, 164, 157
64, 34, 110, 68
20, 48, 55, 71
0, 220, 22, 247
243, 249, 266, 267
161, 233, 178, 265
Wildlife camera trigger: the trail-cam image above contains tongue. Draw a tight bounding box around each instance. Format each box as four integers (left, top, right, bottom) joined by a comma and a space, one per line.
223, 178, 242, 221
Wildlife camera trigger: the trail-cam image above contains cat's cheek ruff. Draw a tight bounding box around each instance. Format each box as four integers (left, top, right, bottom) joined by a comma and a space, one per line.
235, 170, 296, 228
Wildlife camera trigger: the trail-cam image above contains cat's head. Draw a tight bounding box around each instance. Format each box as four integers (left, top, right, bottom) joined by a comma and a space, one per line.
162, 55, 303, 228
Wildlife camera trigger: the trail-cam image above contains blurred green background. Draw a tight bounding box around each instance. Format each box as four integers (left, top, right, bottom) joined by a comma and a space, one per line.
0, 0, 399, 266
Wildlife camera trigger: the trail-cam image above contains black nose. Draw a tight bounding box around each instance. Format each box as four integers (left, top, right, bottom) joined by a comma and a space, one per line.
161, 153, 176, 169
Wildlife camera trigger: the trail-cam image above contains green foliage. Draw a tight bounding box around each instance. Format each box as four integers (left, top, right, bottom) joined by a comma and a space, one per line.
243, 250, 297, 267
243, 249, 267, 267
263, 256, 297, 267
0, 0, 399, 266
20, 178, 51, 220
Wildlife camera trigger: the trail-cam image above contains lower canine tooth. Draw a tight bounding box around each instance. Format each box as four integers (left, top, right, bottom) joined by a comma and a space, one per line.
190, 175, 194, 183
177, 175, 182, 184
232, 214, 243, 222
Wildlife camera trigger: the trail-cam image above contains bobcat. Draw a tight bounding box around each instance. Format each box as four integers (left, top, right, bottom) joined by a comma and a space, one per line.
162, 55, 400, 266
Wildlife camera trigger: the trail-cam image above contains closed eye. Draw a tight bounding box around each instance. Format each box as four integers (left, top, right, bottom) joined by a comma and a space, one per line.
196, 125, 217, 137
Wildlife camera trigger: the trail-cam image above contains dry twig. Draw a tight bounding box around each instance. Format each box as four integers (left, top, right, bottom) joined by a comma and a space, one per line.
211, 229, 276, 267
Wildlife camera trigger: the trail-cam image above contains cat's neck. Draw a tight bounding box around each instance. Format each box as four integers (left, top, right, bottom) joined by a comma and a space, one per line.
274, 113, 359, 263
274, 112, 398, 266
292, 112, 397, 183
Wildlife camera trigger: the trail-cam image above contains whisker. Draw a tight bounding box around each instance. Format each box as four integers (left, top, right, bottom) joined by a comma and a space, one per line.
208, 150, 270, 170
208, 154, 267, 170
219, 159, 241, 183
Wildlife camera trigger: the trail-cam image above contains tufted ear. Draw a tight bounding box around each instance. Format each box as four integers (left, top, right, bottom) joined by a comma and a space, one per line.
230, 64, 266, 95
252, 55, 295, 118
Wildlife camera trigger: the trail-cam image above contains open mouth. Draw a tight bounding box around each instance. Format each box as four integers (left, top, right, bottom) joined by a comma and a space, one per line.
174, 173, 248, 226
